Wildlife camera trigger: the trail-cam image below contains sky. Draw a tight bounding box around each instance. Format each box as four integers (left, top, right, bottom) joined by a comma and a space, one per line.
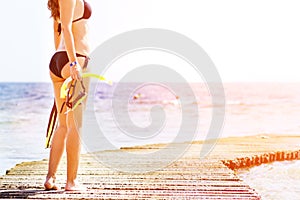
0, 0, 300, 82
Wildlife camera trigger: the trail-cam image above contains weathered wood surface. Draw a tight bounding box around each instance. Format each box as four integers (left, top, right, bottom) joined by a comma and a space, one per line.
1, 135, 299, 199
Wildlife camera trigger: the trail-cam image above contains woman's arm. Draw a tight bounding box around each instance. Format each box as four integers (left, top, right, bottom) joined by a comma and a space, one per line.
59, 0, 81, 80
53, 20, 60, 50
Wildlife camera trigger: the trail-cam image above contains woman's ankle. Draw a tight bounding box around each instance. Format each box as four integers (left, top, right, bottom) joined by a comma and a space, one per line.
45, 174, 56, 181
44, 175, 60, 190
65, 181, 86, 191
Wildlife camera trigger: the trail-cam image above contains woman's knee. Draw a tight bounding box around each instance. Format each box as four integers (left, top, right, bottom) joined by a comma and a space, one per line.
56, 125, 68, 135
67, 126, 81, 135
52, 125, 68, 142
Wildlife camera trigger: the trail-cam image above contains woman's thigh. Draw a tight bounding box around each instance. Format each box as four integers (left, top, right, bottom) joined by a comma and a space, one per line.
50, 72, 67, 127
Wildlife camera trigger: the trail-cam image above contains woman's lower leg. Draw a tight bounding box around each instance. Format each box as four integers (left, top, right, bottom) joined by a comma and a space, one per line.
44, 126, 67, 189
66, 127, 81, 185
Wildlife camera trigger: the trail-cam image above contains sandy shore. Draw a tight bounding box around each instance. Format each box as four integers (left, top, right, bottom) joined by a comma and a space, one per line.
0, 134, 300, 199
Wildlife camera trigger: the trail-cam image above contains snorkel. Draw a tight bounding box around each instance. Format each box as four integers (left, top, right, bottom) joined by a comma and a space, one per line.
60, 73, 112, 113
60, 73, 112, 99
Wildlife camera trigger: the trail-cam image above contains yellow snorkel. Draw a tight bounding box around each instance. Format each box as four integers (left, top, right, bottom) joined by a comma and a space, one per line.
60, 73, 112, 99
60, 72, 112, 114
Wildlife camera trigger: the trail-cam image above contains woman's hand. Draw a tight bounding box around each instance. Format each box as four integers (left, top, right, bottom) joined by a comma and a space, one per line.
70, 63, 82, 81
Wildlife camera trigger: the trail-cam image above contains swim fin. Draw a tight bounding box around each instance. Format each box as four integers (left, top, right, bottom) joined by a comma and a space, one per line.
45, 101, 58, 148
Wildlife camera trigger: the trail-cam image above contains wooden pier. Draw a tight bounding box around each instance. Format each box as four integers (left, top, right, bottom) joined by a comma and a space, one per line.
1, 134, 300, 199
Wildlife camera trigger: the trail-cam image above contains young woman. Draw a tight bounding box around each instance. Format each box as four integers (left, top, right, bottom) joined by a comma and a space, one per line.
45, 0, 92, 191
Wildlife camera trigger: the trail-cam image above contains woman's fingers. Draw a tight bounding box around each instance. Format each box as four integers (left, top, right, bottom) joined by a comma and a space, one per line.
75, 66, 82, 81
70, 65, 82, 80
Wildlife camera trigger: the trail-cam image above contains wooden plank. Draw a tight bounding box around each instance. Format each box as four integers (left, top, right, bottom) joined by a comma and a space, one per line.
4, 134, 299, 199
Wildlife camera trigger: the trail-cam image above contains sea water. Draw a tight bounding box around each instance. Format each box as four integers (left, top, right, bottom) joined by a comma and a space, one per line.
238, 160, 300, 199
0, 83, 52, 174
1, 82, 300, 199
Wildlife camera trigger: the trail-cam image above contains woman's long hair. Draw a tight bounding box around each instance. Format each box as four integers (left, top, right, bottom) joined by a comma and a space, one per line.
47, 0, 60, 20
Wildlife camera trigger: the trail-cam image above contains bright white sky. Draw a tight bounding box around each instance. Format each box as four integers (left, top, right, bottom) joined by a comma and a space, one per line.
0, 0, 300, 82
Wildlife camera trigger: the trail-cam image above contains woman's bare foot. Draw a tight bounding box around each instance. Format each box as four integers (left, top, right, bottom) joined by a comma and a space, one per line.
65, 181, 87, 191
44, 176, 60, 190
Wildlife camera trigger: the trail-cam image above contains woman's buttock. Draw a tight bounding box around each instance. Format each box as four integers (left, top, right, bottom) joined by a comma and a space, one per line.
49, 51, 88, 79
